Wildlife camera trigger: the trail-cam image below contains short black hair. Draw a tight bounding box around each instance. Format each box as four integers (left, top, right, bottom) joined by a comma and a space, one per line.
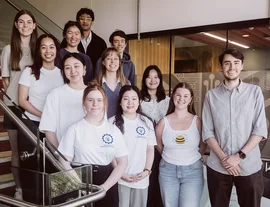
219, 48, 244, 65
62, 21, 83, 37
76, 8, 94, 21
109, 30, 127, 44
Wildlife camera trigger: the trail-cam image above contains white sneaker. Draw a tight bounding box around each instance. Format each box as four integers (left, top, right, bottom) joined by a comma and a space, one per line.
14, 188, 23, 200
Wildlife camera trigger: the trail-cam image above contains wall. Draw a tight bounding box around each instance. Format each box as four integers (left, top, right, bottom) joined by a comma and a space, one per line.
92, 0, 269, 41
25, 0, 269, 45
26, 0, 92, 29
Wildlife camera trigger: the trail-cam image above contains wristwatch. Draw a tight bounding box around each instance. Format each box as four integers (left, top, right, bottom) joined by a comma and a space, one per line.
238, 150, 246, 160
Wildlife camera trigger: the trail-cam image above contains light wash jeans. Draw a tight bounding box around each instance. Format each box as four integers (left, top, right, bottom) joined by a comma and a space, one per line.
159, 159, 204, 207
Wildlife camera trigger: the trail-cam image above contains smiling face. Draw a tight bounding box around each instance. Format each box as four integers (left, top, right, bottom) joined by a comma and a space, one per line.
103, 51, 120, 73
111, 36, 126, 54
64, 57, 85, 84
145, 69, 160, 91
173, 88, 192, 111
40, 37, 56, 64
65, 26, 82, 48
84, 90, 105, 116
221, 54, 243, 81
121, 89, 139, 115
15, 14, 36, 37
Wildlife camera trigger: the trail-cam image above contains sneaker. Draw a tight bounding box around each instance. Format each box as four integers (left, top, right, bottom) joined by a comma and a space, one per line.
14, 188, 23, 200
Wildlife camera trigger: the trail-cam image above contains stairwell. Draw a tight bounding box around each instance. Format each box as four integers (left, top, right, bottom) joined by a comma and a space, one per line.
0, 78, 15, 197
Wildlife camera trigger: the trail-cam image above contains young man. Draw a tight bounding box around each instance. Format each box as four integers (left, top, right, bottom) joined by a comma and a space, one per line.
95, 30, 136, 85
60, 8, 107, 73
202, 48, 267, 207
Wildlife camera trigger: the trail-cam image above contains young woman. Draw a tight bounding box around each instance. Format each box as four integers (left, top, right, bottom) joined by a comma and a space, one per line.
156, 82, 207, 207
39, 53, 87, 147
19, 34, 64, 131
0, 9, 37, 199
140, 65, 170, 125
55, 21, 93, 84
109, 85, 156, 207
58, 81, 128, 207
140, 65, 170, 207
97, 47, 129, 118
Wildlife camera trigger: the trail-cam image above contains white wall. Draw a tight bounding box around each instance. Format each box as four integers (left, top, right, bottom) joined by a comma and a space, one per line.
92, 0, 269, 43
26, 0, 92, 29
26, 0, 269, 45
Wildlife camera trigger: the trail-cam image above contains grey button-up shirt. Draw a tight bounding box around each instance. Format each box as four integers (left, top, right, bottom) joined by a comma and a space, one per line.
202, 81, 267, 176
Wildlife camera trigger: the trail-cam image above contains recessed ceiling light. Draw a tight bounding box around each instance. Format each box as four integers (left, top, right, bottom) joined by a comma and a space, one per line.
242, 34, 249, 37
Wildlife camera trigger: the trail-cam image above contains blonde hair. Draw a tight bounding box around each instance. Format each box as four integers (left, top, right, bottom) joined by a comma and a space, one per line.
97, 47, 128, 86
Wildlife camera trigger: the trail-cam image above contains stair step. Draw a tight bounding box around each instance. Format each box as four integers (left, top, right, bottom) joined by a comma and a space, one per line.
0, 181, 15, 190
0, 132, 9, 141
0, 140, 10, 152
0, 151, 12, 158
0, 160, 11, 175
0, 174, 14, 183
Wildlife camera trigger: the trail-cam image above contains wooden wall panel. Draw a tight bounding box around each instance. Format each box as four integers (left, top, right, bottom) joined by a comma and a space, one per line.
129, 36, 171, 86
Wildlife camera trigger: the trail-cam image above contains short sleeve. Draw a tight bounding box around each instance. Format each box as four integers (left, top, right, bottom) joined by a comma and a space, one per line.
19, 67, 32, 87
145, 118, 157, 146
113, 126, 128, 158
1, 45, 11, 77
58, 124, 76, 158
39, 91, 57, 134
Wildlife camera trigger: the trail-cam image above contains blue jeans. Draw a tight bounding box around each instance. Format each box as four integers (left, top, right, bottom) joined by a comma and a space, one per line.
159, 159, 204, 207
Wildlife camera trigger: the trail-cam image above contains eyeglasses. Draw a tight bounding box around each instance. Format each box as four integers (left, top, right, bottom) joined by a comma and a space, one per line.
79, 17, 92, 22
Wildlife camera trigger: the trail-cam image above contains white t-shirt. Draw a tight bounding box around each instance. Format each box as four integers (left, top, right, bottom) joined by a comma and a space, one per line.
141, 96, 170, 124
109, 114, 157, 189
1, 45, 32, 105
39, 84, 85, 142
19, 67, 64, 121
58, 119, 128, 165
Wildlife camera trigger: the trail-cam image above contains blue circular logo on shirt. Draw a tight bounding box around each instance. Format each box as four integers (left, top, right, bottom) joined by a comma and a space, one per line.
102, 134, 114, 144
136, 126, 146, 136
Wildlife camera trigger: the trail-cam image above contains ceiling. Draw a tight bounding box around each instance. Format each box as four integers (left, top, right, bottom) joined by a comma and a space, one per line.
176, 25, 270, 49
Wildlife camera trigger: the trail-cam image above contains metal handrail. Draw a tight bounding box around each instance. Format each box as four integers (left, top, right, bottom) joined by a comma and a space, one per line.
0, 100, 106, 206
0, 100, 64, 171
0, 185, 106, 207
4, 0, 62, 42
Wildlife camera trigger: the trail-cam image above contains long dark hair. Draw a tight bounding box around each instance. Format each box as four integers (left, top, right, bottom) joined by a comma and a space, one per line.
114, 85, 152, 134
141, 65, 166, 102
167, 82, 196, 115
30, 34, 60, 80
10, 9, 38, 71
62, 53, 85, 83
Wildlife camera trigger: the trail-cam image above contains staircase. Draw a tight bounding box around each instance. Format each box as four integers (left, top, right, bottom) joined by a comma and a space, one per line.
0, 79, 15, 198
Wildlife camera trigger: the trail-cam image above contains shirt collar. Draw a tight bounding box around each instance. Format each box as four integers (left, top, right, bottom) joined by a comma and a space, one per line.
221, 79, 243, 93
82, 31, 92, 42
102, 77, 120, 84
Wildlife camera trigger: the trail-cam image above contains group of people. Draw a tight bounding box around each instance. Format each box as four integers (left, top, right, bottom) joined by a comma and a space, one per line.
0, 6, 267, 207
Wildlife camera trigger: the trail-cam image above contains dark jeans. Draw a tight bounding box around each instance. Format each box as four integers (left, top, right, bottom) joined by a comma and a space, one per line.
83, 164, 118, 207
207, 166, 264, 207
147, 148, 163, 207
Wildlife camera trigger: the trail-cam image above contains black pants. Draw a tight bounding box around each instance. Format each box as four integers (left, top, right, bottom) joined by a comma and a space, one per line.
147, 148, 163, 207
83, 164, 118, 207
207, 166, 264, 207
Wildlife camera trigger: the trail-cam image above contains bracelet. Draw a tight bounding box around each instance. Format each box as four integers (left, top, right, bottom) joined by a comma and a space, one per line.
143, 168, 151, 175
